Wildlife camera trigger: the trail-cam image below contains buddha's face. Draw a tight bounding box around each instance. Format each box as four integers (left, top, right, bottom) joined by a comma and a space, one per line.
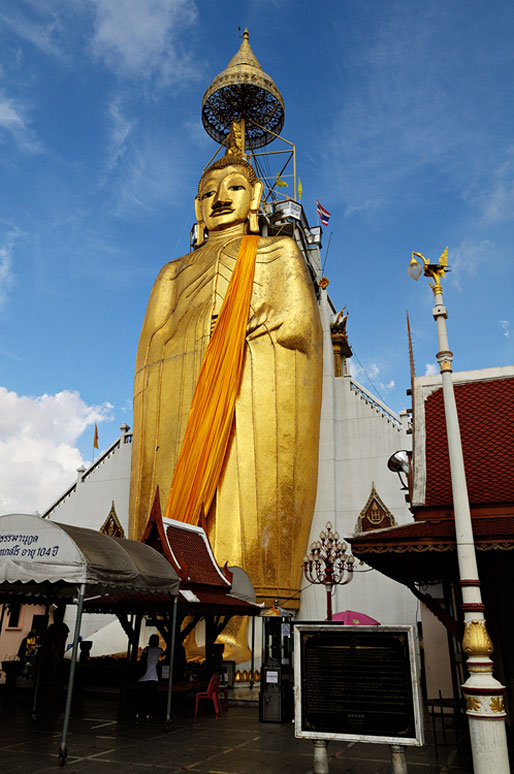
196, 165, 260, 232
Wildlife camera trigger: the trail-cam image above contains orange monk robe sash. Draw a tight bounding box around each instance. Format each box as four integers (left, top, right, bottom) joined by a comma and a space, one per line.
164, 235, 260, 526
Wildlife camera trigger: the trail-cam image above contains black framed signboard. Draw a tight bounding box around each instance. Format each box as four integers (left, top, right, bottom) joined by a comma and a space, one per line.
294, 625, 424, 746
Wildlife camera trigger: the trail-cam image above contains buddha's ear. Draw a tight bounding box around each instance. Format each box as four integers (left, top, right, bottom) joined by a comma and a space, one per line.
194, 195, 202, 223
248, 180, 263, 234
250, 180, 263, 211
194, 196, 206, 246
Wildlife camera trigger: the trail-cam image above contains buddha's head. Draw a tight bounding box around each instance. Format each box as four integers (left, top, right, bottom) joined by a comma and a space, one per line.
195, 156, 263, 244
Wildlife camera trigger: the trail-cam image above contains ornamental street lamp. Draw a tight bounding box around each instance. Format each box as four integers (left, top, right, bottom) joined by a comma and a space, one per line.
408, 248, 509, 774
303, 521, 355, 620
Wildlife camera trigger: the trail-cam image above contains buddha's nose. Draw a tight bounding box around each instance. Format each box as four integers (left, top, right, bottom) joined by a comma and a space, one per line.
219, 181, 234, 200
212, 184, 232, 208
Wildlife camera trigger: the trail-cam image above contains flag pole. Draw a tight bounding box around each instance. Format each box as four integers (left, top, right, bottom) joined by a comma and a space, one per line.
322, 232, 333, 273
92, 423, 99, 463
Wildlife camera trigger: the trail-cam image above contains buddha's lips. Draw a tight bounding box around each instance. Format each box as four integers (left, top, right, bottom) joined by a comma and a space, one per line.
212, 206, 234, 216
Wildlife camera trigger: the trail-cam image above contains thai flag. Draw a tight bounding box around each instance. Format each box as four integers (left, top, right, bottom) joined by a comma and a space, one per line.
316, 200, 331, 226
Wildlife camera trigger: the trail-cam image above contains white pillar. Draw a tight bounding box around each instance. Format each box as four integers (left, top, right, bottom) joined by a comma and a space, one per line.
430, 283, 510, 774
390, 744, 408, 773
313, 740, 329, 773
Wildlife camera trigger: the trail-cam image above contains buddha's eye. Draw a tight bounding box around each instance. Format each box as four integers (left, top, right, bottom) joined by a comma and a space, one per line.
201, 190, 216, 199
229, 185, 245, 191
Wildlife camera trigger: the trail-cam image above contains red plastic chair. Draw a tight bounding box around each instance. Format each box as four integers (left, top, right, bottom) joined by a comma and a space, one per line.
194, 673, 222, 719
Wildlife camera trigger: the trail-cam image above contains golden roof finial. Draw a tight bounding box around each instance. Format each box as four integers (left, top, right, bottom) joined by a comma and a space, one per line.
201, 29, 285, 150
225, 27, 260, 70
225, 120, 246, 159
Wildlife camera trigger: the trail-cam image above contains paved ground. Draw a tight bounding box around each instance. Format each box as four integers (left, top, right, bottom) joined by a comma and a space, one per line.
0, 685, 477, 773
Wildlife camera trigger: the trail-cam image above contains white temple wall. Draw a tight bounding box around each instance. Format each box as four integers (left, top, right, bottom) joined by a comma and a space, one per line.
42, 426, 133, 641
420, 601, 454, 699
299, 292, 418, 625
42, 425, 132, 534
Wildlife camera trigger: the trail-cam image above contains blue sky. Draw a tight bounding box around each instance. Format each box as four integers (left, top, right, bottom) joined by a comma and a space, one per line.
0, 0, 513, 512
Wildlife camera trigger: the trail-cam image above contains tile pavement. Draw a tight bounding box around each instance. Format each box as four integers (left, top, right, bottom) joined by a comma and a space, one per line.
0, 685, 477, 773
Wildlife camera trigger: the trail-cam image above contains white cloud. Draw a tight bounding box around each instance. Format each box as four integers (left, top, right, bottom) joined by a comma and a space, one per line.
447, 239, 494, 291
324, 8, 467, 211
480, 153, 514, 224
344, 201, 372, 218
0, 388, 113, 514
2, 2, 200, 88
182, 118, 212, 149
0, 98, 25, 131
499, 320, 510, 338
0, 248, 13, 306
0, 225, 22, 306
424, 363, 438, 376
109, 132, 187, 218
0, 3, 66, 59
88, 0, 199, 84
103, 94, 137, 175
0, 92, 41, 152
323, 6, 514, 219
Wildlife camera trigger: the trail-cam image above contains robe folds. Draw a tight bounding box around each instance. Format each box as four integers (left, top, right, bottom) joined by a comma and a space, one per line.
130, 234, 323, 607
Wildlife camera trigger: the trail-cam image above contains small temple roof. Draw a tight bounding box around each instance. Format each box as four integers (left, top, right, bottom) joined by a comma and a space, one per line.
139, 490, 261, 615
162, 518, 231, 588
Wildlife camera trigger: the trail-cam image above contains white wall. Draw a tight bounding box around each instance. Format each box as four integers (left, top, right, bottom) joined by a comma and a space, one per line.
421, 601, 454, 699
43, 425, 132, 534
299, 292, 418, 625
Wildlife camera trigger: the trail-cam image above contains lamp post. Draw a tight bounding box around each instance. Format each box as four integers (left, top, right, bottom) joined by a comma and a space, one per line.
408, 248, 509, 774
303, 521, 355, 620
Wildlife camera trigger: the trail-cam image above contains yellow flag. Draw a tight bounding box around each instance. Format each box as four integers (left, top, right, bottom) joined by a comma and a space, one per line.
298, 179, 303, 201
275, 173, 288, 188
93, 423, 99, 449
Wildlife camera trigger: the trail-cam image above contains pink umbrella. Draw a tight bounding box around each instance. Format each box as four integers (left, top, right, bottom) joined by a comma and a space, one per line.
330, 610, 380, 625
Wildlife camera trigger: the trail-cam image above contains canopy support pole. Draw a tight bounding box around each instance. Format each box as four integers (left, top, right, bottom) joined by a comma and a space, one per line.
58, 583, 85, 766
250, 616, 255, 689
32, 599, 50, 720
165, 596, 178, 732
131, 614, 142, 663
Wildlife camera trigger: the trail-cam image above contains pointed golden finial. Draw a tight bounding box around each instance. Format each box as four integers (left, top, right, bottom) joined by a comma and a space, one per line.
201, 29, 285, 150
225, 120, 246, 158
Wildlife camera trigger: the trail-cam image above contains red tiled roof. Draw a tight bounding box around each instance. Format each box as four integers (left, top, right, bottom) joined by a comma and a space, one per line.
351, 515, 514, 552
84, 589, 260, 616
349, 515, 514, 586
180, 587, 261, 613
424, 378, 514, 508
84, 592, 177, 614
165, 524, 229, 587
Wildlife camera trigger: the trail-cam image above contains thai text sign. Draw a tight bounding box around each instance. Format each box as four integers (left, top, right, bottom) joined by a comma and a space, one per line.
294, 624, 424, 746
0, 531, 60, 560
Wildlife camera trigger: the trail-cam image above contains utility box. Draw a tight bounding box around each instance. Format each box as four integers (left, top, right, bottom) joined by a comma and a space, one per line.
259, 613, 294, 723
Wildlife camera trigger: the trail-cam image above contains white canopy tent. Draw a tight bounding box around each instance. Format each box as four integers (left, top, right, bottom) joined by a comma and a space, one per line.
0, 514, 180, 765
0, 513, 179, 599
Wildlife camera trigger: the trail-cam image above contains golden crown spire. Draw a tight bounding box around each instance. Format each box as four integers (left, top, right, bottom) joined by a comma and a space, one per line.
201, 29, 285, 150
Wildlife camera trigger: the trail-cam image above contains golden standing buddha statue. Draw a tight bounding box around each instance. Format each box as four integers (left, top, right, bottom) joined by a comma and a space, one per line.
129, 34, 323, 610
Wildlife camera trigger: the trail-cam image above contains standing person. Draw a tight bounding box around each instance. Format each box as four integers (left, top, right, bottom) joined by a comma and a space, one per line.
39, 608, 69, 684
137, 634, 163, 721
18, 629, 40, 678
